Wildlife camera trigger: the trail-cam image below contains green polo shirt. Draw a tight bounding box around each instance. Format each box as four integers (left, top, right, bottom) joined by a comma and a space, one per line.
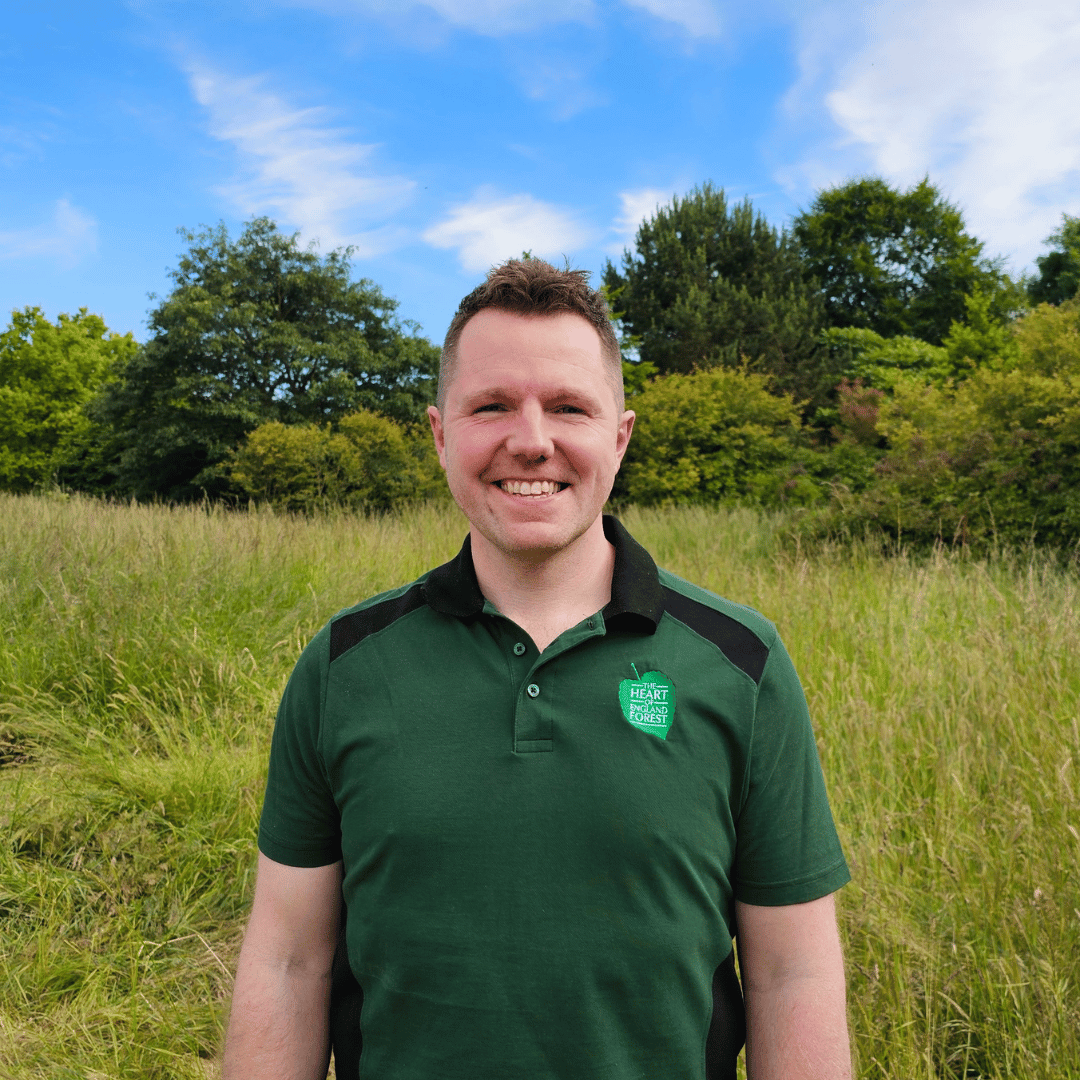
258, 516, 849, 1080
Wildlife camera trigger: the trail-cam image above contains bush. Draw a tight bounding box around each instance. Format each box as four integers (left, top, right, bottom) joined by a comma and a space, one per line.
816, 327, 949, 394
798, 368, 1080, 549
614, 368, 817, 507
229, 411, 444, 513
1012, 295, 1080, 377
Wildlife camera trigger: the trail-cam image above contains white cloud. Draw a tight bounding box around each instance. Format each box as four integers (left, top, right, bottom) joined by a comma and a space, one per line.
621, 0, 721, 38
186, 63, 414, 255
0, 199, 97, 268
608, 187, 671, 253
781, 0, 1080, 268
423, 188, 595, 271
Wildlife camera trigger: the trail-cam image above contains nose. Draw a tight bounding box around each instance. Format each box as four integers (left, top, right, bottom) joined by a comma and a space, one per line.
505, 400, 555, 461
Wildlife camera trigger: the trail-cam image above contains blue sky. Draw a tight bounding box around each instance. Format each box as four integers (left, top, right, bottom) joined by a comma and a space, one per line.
3, 0, 1079, 344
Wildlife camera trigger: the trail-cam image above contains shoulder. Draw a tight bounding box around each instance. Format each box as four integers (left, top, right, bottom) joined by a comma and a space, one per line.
657, 568, 779, 685
327, 573, 435, 663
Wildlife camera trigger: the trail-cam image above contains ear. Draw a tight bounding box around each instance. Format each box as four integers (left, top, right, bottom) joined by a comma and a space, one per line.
427, 405, 448, 471
614, 410, 635, 468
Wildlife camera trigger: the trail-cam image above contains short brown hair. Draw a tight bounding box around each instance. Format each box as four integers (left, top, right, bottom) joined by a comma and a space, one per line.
437, 258, 623, 411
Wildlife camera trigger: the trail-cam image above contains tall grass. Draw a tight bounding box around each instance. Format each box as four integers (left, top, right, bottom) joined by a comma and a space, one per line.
1, 495, 1077, 1078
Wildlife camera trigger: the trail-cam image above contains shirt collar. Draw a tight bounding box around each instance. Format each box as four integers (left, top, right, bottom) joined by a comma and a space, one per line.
422, 514, 663, 634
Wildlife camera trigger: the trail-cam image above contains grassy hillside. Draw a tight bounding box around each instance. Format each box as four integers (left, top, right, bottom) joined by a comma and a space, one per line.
1, 495, 1077, 1078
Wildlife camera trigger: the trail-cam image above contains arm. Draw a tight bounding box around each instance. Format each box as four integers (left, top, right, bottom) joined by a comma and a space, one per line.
223, 853, 343, 1080
735, 893, 851, 1080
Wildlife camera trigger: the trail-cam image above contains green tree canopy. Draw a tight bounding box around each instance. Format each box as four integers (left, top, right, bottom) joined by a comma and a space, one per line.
98, 217, 439, 501
602, 184, 824, 398
793, 177, 1011, 345
1027, 213, 1080, 306
0, 307, 136, 493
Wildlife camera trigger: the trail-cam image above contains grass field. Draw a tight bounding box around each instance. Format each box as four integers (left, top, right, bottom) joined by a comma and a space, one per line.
1, 493, 1077, 1078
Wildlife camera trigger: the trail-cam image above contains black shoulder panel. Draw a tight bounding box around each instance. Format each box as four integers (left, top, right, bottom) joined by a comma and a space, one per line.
330, 583, 428, 663
661, 587, 770, 684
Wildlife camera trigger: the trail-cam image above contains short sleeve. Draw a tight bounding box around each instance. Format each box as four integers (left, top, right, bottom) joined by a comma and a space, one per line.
257, 623, 343, 867
732, 635, 849, 905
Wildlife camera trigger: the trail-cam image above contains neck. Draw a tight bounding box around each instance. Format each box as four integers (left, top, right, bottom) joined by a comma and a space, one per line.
470, 518, 615, 652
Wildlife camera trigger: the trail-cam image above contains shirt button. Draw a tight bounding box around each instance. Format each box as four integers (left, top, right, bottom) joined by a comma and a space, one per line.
513, 642, 526, 656
526, 683, 540, 698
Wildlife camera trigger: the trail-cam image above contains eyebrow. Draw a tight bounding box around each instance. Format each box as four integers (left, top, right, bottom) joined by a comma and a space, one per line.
459, 385, 605, 409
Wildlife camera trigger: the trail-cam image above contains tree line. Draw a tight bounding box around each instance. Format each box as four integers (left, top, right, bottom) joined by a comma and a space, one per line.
2, 179, 1079, 547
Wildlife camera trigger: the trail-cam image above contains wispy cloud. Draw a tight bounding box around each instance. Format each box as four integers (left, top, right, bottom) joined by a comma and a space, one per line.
0, 199, 97, 268
621, 0, 721, 38
608, 187, 672, 254
186, 62, 414, 255
423, 187, 595, 271
780, 0, 1080, 267
517, 58, 609, 119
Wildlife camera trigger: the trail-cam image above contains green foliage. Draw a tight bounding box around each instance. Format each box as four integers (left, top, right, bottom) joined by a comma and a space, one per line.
603, 183, 824, 399
801, 366, 1080, 549
229, 411, 444, 513
793, 176, 1012, 345
817, 291, 1023, 398
614, 368, 816, 507
621, 358, 657, 398
0, 308, 136, 493
96, 218, 439, 502
815, 326, 950, 398
1027, 213, 1080, 306
1012, 295, 1080, 377
941, 289, 1022, 373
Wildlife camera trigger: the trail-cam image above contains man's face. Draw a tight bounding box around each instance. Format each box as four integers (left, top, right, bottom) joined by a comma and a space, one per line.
428, 309, 634, 562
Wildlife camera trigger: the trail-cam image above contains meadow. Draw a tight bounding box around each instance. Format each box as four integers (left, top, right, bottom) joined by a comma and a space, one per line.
0, 493, 1077, 1079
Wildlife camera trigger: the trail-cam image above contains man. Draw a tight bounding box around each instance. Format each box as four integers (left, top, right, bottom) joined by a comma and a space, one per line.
224, 259, 851, 1080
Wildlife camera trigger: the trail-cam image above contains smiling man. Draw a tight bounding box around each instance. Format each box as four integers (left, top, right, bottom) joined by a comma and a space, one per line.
223, 260, 851, 1080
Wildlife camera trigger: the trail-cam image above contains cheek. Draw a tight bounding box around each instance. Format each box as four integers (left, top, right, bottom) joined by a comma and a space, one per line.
443, 430, 491, 479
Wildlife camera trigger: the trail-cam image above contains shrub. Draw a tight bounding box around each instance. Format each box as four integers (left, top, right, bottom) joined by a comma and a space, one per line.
229, 411, 444, 513
798, 368, 1080, 549
614, 368, 817, 507
1012, 295, 1080, 377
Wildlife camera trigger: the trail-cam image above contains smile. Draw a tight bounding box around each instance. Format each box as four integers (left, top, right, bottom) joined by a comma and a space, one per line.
497, 480, 568, 496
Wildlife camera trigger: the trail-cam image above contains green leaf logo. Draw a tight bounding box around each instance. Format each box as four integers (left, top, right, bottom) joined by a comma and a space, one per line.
618, 664, 676, 740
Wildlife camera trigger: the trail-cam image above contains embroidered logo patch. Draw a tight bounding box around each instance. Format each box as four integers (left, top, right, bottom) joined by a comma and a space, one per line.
618, 664, 676, 740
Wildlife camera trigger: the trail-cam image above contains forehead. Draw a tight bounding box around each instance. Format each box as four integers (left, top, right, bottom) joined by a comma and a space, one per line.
452, 309, 615, 399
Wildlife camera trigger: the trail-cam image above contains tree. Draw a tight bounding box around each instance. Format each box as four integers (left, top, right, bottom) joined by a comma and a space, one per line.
793, 177, 1012, 345
0, 307, 136, 492
98, 218, 440, 501
1027, 213, 1080, 306
602, 184, 824, 398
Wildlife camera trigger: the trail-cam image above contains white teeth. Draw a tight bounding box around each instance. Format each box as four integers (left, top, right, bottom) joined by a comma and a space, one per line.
500, 480, 561, 496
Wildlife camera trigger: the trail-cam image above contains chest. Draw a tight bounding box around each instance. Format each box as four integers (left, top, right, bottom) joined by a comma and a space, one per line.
320, 614, 757, 915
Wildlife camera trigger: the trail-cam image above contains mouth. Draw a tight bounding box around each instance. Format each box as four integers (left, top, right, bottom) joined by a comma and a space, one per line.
496, 480, 569, 497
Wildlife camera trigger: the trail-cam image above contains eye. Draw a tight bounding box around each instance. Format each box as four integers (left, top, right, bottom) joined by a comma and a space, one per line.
555, 403, 586, 414
474, 402, 507, 413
